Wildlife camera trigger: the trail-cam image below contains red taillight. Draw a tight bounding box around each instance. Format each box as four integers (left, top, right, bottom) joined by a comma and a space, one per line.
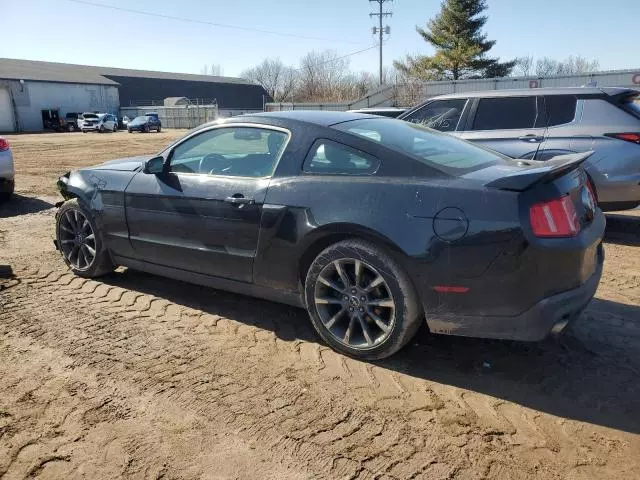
605, 132, 640, 144
0, 138, 9, 151
529, 196, 580, 238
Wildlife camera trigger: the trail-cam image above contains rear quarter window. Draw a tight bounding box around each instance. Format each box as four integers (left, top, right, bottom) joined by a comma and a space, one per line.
303, 139, 379, 175
545, 95, 577, 126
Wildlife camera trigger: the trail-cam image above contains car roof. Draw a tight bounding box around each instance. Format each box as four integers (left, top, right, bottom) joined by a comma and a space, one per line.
246, 110, 375, 127
428, 86, 635, 100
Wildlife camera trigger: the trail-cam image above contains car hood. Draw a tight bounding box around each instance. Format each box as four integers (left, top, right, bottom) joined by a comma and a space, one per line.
86, 155, 154, 172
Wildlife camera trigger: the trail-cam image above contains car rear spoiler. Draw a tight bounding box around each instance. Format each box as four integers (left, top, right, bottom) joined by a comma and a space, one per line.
487, 151, 594, 191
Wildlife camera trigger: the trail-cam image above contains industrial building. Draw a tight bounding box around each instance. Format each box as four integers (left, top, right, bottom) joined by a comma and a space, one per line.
0, 58, 269, 132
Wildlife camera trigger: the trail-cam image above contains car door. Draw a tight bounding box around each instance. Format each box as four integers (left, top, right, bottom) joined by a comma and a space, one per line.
460, 96, 546, 159
401, 98, 470, 135
124, 124, 290, 283
534, 95, 594, 160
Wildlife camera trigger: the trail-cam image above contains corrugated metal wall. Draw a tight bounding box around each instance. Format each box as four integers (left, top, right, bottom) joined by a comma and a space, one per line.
8, 81, 119, 132
417, 69, 640, 98
265, 69, 640, 111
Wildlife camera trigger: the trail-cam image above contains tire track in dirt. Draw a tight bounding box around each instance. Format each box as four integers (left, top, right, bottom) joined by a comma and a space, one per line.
0, 336, 308, 480
2, 261, 639, 479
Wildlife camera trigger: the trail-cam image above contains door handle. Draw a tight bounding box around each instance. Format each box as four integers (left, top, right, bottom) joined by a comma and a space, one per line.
224, 195, 255, 205
518, 135, 544, 143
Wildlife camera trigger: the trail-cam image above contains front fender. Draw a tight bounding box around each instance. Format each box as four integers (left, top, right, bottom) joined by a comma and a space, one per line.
56, 169, 139, 258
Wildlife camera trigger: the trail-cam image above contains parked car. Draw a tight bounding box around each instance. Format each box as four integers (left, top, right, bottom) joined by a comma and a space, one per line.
127, 115, 162, 133
81, 113, 117, 133
79, 113, 101, 132
0, 137, 15, 201
347, 107, 407, 118
55, 111, 604, 360
399, 87, 640, 211
63, 112, 82, 132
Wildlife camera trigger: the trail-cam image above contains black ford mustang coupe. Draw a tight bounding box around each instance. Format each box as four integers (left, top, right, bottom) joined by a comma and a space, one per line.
55, 111, 604, 359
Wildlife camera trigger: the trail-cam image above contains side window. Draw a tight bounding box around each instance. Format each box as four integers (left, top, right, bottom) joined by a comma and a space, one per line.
303, 140, 379, 175
169, 127, 288, 178
471, 97, 538, 130
404, 99, 467, 132
544, 95, 577, 127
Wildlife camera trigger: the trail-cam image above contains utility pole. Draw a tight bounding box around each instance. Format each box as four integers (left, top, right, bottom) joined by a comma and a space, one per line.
369, 0, 392, 86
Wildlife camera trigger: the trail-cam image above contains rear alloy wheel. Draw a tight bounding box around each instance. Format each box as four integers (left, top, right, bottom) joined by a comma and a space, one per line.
305, 239, 422, 360
144, 125, 150, 133
67, 124, 76, 132
56, 199, 114, 278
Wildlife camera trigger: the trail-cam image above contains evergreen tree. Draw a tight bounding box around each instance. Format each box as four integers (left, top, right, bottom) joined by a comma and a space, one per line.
395, 0, 515, 80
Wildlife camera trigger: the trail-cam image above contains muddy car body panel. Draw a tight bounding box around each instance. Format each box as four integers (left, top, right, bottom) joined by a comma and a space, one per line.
56, 112, 605, 347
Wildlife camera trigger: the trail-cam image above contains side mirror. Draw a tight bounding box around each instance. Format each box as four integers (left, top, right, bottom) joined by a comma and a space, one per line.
143, 156, 165, 174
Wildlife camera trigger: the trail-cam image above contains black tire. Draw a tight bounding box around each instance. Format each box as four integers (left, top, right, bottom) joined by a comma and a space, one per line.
157, 126, 161, 132
144, 125, 150, 133
304, 239, 422, 360
99, 125, 105, 133
67, 123, 76, 132
128, 128, 132, 133
0, 180, 14, 202
55, 198, 115, 278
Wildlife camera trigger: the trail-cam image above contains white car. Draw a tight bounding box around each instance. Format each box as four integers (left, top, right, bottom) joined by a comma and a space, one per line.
0, 136, 15, 200
81, 113, 118, 133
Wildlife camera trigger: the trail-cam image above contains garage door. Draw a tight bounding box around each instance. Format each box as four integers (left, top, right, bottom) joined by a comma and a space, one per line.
0, 87, 15, 132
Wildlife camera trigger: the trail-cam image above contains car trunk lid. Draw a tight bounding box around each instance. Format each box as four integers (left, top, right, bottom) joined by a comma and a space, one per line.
462, 151, 594, 192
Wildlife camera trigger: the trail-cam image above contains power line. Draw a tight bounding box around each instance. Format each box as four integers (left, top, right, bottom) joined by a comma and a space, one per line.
290, 44, 380, 73
68, 0, 363, 45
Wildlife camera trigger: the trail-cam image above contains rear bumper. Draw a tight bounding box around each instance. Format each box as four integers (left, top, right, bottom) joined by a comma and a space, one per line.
426, 244, 604, 341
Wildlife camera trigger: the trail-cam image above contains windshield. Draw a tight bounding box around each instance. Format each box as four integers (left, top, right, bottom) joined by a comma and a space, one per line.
83, 114, 98, 119
333, 118, 507, 175
130, 116, 149, 125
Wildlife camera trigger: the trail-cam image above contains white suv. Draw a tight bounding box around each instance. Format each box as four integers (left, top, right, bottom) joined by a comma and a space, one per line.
81, 113, 117, 133
0, 136, 15, 200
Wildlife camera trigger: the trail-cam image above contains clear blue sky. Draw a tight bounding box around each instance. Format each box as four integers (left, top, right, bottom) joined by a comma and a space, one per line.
3, 0, 638, 77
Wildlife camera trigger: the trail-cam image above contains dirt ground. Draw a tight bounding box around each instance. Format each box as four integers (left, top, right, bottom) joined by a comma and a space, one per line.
1, 131, 639, 480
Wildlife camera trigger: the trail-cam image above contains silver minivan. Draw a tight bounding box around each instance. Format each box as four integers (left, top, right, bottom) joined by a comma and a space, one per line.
399, 87, 640, 211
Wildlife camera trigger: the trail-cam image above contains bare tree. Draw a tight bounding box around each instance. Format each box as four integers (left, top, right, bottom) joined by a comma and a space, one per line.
535, 56, 599, 76
241, 58, 297, 102
200, 64, 223, 76
392, 71, 426, 107
514, 56, 534, 76
296, 50, 353, 102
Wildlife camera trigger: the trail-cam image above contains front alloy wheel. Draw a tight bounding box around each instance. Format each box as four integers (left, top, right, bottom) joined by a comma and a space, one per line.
56, 199, 114, 278
58, 208, 97, 271
314, 259, 395, 349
